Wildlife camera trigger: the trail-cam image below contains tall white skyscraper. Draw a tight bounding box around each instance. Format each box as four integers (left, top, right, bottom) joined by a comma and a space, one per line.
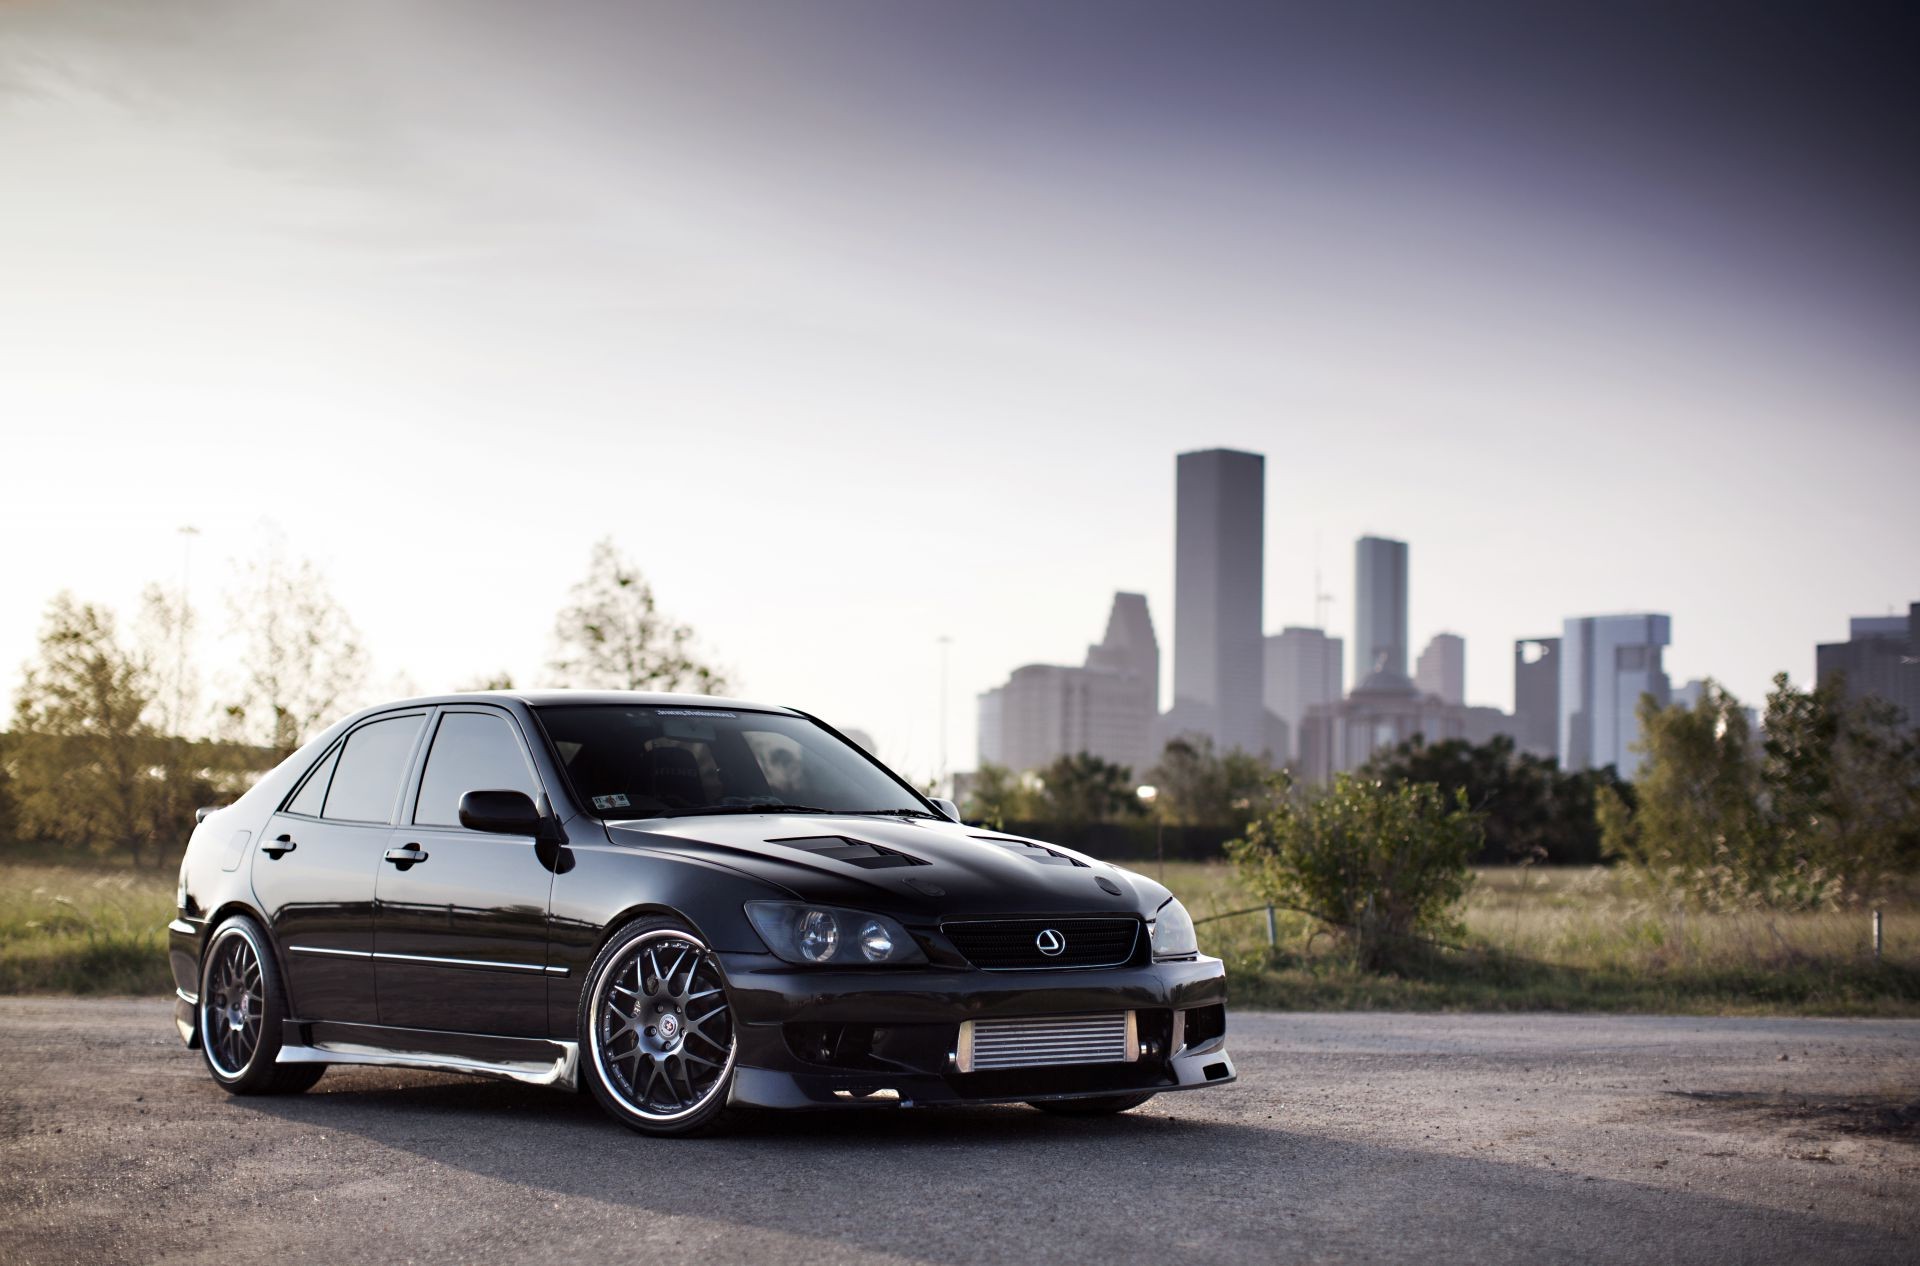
1167, 449, 1265, 754
1264, 626, 1344, 763
1354, 535, 1410, 688
1414, 632, 1465, 704
1560, 613, 1672, 774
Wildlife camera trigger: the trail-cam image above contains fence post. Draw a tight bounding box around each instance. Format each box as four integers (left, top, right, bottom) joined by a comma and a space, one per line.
1265, 904, 1277, 947
1873, 908, 1883, 962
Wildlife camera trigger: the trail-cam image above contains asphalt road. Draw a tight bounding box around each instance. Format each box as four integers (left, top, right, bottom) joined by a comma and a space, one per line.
2, 999, 1916, 1265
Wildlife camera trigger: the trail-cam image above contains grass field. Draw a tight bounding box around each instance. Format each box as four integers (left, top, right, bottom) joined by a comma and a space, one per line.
1158, 861, 1920, 1014
2, 857, 1915, 1013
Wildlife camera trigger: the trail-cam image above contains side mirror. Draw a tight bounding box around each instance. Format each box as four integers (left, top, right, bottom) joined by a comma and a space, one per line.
930, 797, 963, 823
459, 789, 545, 836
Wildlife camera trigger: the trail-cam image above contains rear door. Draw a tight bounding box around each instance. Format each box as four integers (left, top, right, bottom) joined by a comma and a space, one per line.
373, 706, 555, 1037
251, 711, 429, 1024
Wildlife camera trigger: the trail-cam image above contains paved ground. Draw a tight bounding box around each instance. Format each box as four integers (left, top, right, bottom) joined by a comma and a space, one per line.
1, 999, 1916, 1265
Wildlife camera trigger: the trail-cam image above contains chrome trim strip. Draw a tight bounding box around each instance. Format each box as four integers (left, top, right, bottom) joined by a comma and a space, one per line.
276, 1039, 580, 1091
370, 950, 549, 975
288, 945, 374, 960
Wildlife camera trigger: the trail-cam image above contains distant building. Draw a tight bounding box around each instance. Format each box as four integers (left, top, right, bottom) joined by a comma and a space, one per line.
1670, 679, 1759, 736
977, 592, 1161, 774
1461, 706, 1519, 748
1561, 614, 1671, 774
1166, 449, 1266, 755
1816, 603, 1920, 731
1513, 637, 1561, 760
1354, 535, 1410, 688
1414, 632, 1465, 705
1263, 626, 1344, 764
1296, 677, 1467, 783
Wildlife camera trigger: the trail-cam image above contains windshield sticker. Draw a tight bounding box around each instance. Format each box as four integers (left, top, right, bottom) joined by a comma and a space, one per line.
655, 709, 737, 718
591, 794, 631, 810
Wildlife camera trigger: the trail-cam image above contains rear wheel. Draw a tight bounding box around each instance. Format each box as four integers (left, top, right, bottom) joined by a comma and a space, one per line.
1029, 1092, 1156, 1117
579, 917, 737, 1137
198, 915, 325, 1094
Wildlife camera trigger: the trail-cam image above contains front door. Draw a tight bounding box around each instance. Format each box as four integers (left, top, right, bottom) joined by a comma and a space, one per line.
251, 711, 429, 1024
374, 707, 555, 1038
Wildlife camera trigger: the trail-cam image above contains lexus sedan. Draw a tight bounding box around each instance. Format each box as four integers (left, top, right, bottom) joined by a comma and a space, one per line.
169, 692, 1235, 1135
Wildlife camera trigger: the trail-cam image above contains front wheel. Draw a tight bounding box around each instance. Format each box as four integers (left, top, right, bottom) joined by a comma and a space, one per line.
198, 915, 325, 1095
1029, 1092, 1156, 1117
579, 917, 737, 1137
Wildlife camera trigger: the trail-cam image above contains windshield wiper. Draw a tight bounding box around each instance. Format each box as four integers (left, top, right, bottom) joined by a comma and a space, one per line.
846, 807, 944, 820
650, 803, 842, 818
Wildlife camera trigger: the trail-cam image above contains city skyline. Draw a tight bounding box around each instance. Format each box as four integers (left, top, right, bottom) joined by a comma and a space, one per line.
2, 1, 1916, 780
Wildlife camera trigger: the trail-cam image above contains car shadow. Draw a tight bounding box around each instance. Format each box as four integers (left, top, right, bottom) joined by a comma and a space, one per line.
236, 1066, 1914, 1265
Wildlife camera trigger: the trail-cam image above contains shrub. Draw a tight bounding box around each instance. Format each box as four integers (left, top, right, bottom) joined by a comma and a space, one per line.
1228, 774, 1482, 970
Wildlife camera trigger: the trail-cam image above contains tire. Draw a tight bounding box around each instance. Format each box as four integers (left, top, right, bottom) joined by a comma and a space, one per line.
198, 914, 326, 1095
579, 916, 737, 1137
1029, 1092, 1157, 1117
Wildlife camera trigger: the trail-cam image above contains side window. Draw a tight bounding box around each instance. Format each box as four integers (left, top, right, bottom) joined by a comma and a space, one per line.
414, 711, 539, 828
284, 743, 342, 818
322, 714, 427, 824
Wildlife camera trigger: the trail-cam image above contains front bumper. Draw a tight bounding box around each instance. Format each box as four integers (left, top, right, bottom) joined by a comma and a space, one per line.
717, 950, 1236, 1109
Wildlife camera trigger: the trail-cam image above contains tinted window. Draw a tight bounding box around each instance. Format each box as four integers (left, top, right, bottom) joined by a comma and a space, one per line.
414, 711, 539, 827
322, 714, 426, 824
284, 744, 341, 817
537, 705, 925, 819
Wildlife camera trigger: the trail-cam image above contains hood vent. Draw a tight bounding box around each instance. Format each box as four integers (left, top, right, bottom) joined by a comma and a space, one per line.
971, 836, 1087, 868
769, 835, 928, 870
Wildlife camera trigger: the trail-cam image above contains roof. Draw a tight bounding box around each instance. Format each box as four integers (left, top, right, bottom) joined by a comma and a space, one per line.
369, 690, 802, 716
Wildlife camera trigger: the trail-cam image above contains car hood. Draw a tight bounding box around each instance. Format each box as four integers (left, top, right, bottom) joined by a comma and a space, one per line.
598, 813, 1168, 920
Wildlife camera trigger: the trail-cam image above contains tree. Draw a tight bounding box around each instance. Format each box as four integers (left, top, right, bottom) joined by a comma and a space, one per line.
8, 594, 168, 865
1759, 672, 1919, 900
1229, 773, 1482, 970
1032, 753, 1144, 828
1144, 735, 1274, 827
962, 762, 1032, 828
549, 539, 728, 693
1362, 733, 1627, 865
226, 542, 369, 757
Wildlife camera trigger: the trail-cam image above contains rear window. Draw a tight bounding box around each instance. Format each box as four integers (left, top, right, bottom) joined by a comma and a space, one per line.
322, 714, 426, 824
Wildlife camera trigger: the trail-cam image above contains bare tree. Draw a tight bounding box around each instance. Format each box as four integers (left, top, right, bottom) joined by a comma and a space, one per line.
548, 539, 728, 693
225, 541, 369, 756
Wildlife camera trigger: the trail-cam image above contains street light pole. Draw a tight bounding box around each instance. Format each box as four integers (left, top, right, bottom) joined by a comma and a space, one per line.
936, 635, 952, 796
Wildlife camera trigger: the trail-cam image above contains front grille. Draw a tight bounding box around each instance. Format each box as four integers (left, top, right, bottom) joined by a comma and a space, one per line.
959, 1012, 1135, 1072
943, 917, 1141, 969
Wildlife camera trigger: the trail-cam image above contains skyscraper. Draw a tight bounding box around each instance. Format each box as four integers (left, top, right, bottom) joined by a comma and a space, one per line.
1263, 626, 1344, 763
1354, 535, 1410, 688
1816, 603, 1920, 731
1513, 636, 1561, 759
1414, 632, 1465, 704
1168, 449, 1265, 754
977, 592, 1162, 773
1560, 614, 1671, 774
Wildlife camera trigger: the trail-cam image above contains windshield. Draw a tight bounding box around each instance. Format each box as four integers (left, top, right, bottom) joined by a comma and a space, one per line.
535, 704, 929, 820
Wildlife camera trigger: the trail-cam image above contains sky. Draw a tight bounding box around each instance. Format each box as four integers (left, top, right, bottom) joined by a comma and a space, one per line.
2, 0, 1917, 780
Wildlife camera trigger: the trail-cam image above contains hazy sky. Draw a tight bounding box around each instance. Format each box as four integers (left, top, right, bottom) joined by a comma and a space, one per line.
3, 0, 1916, 778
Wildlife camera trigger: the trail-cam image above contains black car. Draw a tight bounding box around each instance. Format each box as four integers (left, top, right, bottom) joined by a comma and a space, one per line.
169, 692, 1235, 1135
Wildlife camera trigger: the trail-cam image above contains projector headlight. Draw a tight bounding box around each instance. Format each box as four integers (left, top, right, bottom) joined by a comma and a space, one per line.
745, 902, 927, 966
1150, 898, 1198, 960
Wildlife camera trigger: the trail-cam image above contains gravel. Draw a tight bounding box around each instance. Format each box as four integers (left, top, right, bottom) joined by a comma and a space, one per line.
2, 998, 1916, 1265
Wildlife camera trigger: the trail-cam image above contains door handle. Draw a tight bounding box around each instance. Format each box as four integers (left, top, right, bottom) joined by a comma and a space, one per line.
262, 835, 297, 858
384, 844, 429, 869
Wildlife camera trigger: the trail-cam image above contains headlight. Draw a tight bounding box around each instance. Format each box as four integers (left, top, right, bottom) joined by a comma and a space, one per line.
745, 902, 927, 966
1150, 898, 1198, 959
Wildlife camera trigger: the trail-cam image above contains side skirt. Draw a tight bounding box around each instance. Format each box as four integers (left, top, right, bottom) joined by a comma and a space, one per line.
276, 1019, 580, 1091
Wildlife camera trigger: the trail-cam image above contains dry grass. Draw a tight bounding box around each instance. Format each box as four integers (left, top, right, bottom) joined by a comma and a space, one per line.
1158, 861, 1920, 1014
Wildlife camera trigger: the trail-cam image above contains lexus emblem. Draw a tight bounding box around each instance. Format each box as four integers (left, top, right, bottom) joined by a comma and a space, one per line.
1035, 928, 1066, 957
